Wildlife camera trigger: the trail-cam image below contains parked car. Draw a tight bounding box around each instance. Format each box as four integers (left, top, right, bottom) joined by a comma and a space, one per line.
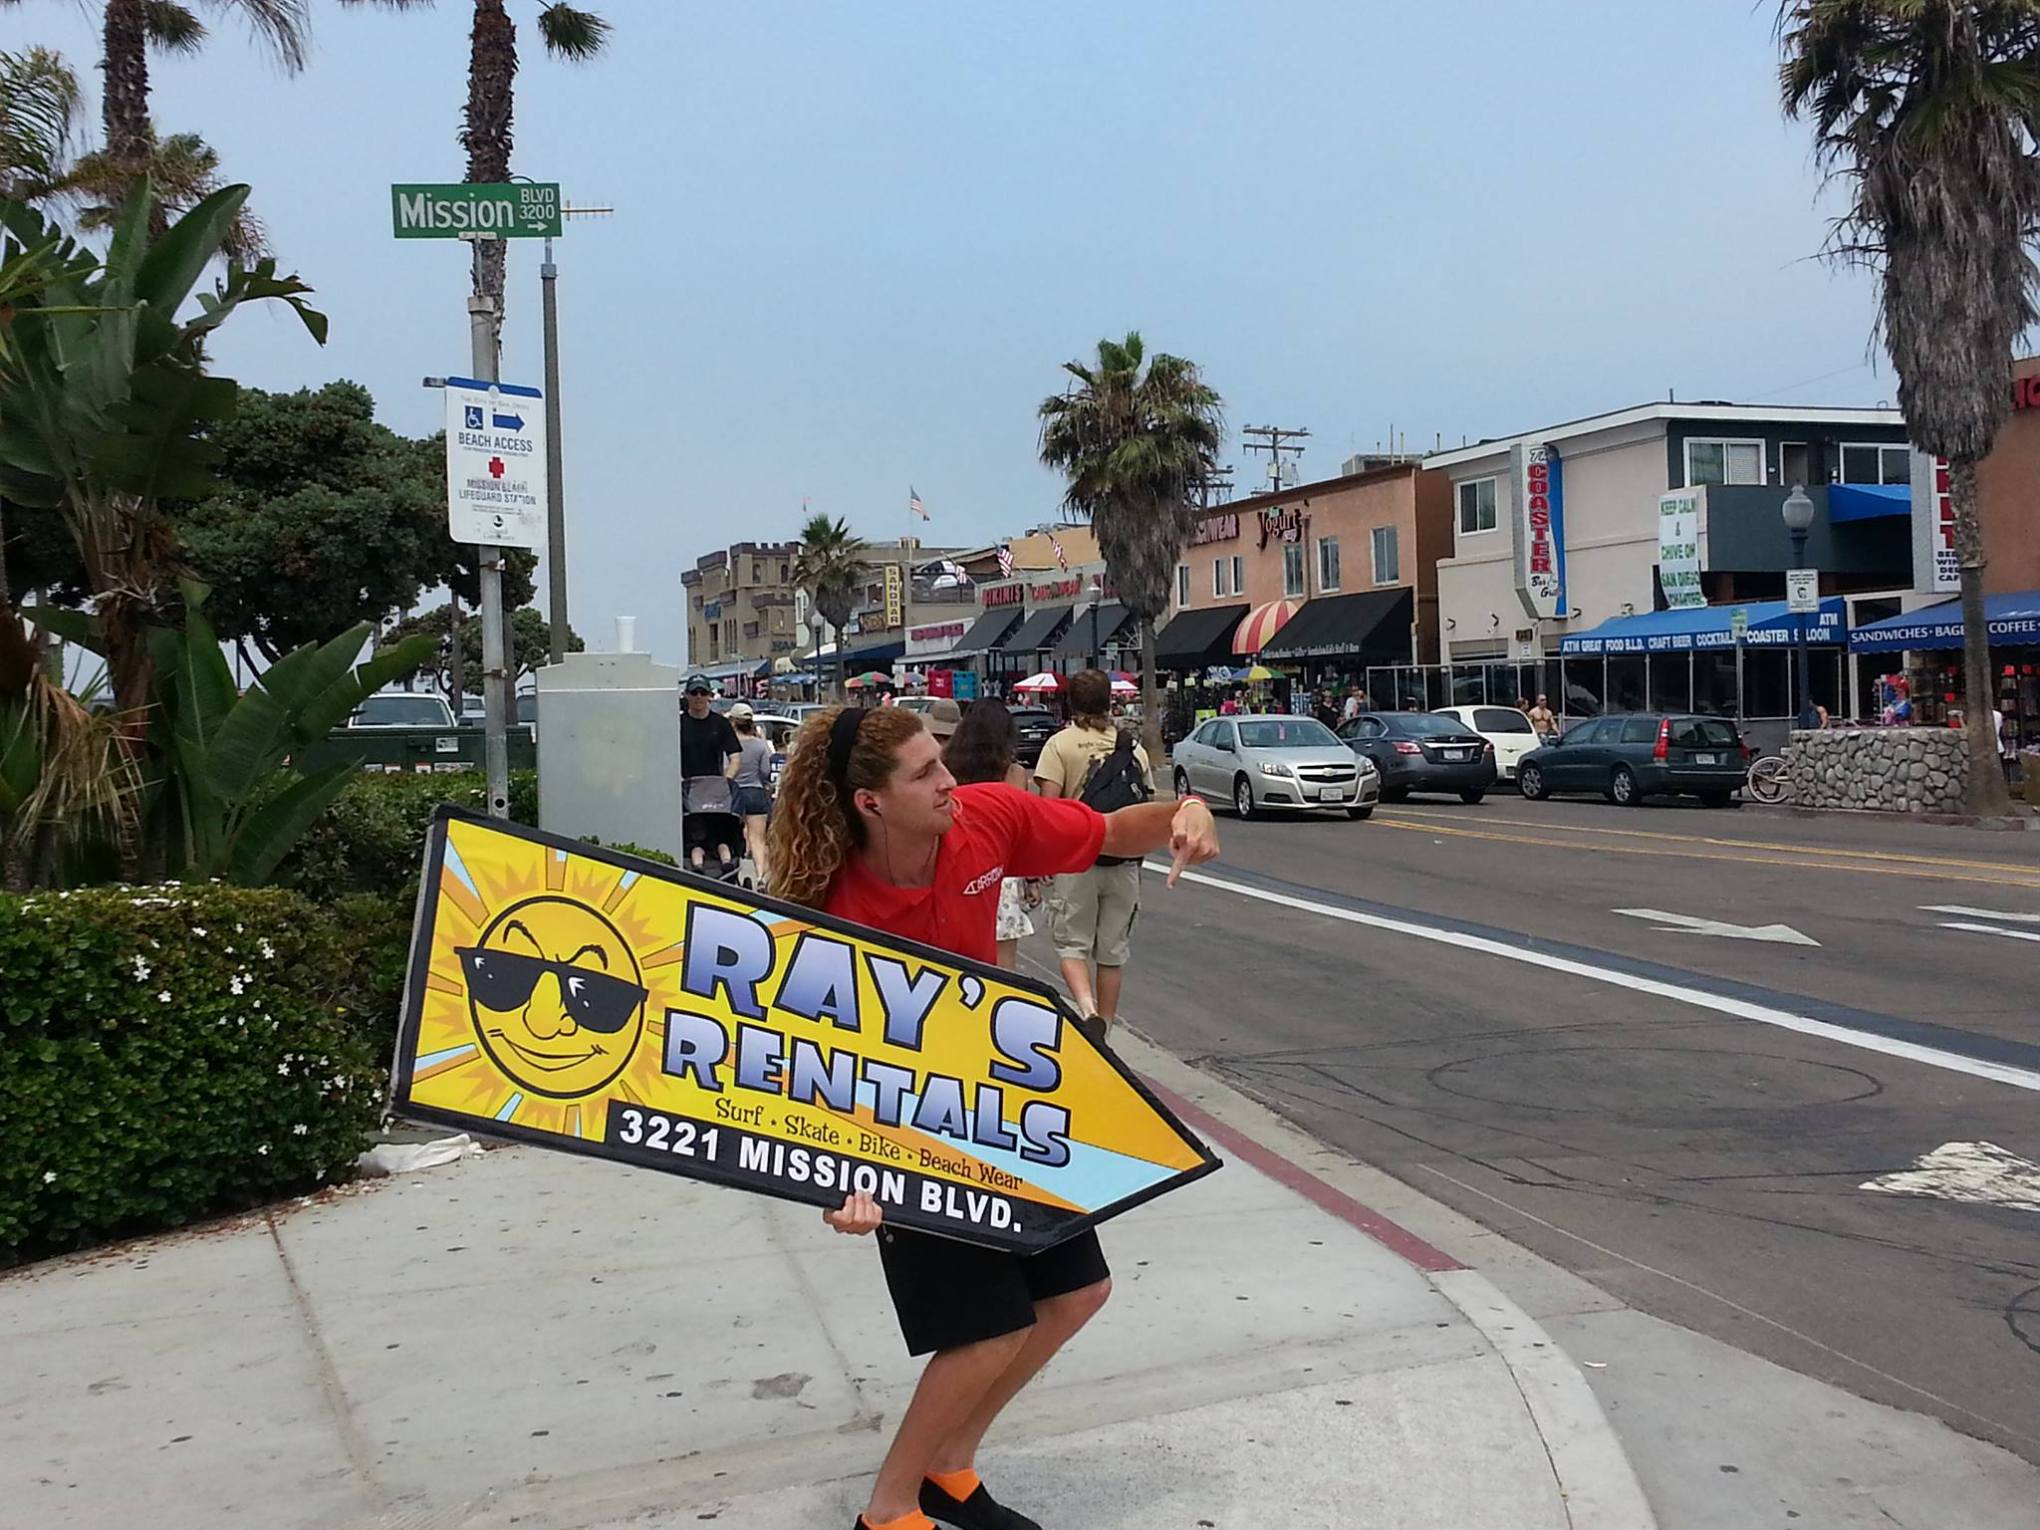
1009, 706, 1061, 769
458, 696, 486, 725
1434, 705, 1540, 781
1516, 713, 1748, 807
1336, 711, 1497, 802
349, 693, 457, 729
1172, 714, 1377, 820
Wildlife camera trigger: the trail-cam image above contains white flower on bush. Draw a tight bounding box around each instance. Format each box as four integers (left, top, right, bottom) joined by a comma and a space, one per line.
293, 1124, 308, 1136
277, 1061, 290, 1076
259, 939, 276, 961
257, 1143, 270, 1156
192, 927, 207, 938
158, 990, 171, 1004
131, 956, 151, 981
229, 975, 246, 996
42, 1171, 56, 1185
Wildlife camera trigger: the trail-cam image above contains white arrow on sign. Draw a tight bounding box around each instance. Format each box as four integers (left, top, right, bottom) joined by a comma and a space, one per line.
1612, 908, 1821, 946
1861, 1141, 2040, 1214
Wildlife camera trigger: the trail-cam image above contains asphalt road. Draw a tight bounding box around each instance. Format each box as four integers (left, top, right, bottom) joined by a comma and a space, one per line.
1102, 794, 2040, 1464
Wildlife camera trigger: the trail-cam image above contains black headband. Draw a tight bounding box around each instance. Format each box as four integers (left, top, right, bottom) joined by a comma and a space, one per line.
827, 707, 866, 795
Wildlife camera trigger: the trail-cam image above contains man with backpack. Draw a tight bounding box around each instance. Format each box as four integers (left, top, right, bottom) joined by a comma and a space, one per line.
1034, 669, 1153, 1042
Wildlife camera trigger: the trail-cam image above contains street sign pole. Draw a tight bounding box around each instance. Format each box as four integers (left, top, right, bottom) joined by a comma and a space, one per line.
541, 231, 568, 666
467, 237, 511, 820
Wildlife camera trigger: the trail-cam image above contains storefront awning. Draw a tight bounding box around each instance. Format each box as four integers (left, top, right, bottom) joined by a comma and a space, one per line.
1004, 604, 1075, 655
950, 607, 1023, 656
692, 658, 757, 681
1258, 588, 1413, 661
1559, 598, 1846, 656
1849, 589, 2040, 653
1233, 600, 1299, 656
1155, 604, 1248, 668
1052, 603, 1136, 656
838, 637, 904, 665
1827, 483, 1911, 523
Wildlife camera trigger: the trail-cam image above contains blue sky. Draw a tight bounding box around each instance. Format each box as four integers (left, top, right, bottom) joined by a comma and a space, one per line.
19, 0, 1890, 663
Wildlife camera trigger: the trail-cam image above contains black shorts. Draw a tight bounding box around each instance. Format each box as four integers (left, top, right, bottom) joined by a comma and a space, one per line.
876, 1226, 1110, 1356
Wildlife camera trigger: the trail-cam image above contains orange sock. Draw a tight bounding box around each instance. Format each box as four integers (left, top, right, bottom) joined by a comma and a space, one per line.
860, 1514, 935, 1530
927, 1468, 981, 1500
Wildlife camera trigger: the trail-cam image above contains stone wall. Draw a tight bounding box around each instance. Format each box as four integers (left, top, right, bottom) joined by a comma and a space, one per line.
1784, 727, 1969, 814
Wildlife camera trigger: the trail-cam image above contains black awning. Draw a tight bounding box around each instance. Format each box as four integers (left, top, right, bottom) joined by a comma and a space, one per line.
1155, 604, 1249, 667
839, 637, 905, 665
1051, 603, 1136, 657
949, 607, 1023, 656
1258, 588, 1413, 662
1004, 604, 1075, 655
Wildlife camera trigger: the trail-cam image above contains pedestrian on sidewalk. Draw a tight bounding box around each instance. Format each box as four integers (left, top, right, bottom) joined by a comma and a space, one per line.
727, 703, 775, 882
1032, 670, 1154, 1043
938, 698, 1038, 970
1527, 692, 1558, 742
766, 704, 1218, 1530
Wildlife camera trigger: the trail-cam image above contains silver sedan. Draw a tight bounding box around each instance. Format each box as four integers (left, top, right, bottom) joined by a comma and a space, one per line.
1171, 714, 1380, 820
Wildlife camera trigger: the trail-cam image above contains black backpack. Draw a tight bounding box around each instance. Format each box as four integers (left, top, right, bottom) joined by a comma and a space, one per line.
1077, 730, 1152, 865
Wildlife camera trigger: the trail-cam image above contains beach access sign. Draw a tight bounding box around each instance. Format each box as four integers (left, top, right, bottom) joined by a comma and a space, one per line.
392, 810, 1220, 1251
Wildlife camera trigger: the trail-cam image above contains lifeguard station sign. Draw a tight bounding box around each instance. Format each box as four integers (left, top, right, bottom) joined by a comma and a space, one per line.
392, 809, 1220, 1251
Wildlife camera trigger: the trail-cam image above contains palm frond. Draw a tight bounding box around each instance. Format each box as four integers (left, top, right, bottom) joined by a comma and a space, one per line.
537, 3, 610, 60
209, 0, 313, 74
145, 1, 209, 55
0, 46, 83, 199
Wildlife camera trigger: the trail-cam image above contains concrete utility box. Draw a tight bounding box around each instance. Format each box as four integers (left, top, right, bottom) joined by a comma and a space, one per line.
535, 632, 681, 860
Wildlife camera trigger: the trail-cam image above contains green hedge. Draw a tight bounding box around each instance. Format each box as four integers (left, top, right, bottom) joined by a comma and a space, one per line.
279, 768, 538, 903
0, 885, 383, 1263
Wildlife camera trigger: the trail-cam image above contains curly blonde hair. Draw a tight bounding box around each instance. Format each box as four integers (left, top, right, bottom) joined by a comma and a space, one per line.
767, 705, 927, 907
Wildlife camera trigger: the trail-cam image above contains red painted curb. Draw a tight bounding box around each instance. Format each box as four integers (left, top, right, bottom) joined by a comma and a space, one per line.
1148, 1078, 1466, 1274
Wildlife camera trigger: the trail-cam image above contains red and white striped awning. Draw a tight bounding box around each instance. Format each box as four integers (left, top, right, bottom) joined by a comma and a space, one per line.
1232, 600, 1299, 655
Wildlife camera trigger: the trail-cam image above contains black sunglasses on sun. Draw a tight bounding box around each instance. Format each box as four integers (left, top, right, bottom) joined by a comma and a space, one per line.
455, 947, 647, 1034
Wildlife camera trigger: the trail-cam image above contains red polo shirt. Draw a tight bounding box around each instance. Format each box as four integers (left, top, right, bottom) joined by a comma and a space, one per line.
823, 783, 1106, 965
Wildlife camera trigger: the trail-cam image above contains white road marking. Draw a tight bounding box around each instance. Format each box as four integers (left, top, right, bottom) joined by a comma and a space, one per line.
1936, 921, 2040, 944
1149, 863, 2040, 1094
1613, 908, 1820, 946
1861, 1142, 2040, 1214
1920, 904, 2040, 923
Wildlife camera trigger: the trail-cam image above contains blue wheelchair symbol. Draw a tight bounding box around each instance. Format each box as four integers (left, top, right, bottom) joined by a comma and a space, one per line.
464, 405, 484, 429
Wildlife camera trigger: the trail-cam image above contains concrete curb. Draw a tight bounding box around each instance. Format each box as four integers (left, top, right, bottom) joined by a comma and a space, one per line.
1114, 1026, 1659, 1530
1739, 800, 2039, 830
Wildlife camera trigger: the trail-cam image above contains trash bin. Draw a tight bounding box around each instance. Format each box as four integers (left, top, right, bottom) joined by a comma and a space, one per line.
2021, 749, 2040, 807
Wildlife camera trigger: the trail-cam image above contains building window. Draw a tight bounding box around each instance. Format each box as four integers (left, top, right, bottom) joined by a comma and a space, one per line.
1177, 563, 1191, 608
780, 561, 790, 583
1458, 477, 1498, 535
1213, 558, 1226, 597
1283, 543, 1306, 598
1371, 525, 1400, 584
1231, 555, 1244, 594
1839, 443, 1910, 485
1685, 438, 1765, 486
1317, 537, 1341, 592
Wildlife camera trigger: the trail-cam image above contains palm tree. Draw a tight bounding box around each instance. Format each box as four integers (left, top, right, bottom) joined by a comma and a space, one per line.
1039, 331, 1223, 757
0, 46, 81, 203
1780, 0, 2032, 816
794, 513, 869, 702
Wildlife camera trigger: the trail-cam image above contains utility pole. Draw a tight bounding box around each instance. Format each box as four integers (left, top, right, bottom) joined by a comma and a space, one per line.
466, 234, 511, 820
539, 200, 614, 664
1197, 465, 1236, 510
1242, 425, 1311, 492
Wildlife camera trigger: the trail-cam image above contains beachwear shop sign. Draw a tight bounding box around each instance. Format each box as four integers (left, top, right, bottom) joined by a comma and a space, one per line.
1191, 513, 1240, 546
394, 811, 1220, 1252
983, 582, 1025, 608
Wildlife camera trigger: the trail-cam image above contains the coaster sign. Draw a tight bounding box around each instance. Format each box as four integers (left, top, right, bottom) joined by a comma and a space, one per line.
392, 809, 1220, 1251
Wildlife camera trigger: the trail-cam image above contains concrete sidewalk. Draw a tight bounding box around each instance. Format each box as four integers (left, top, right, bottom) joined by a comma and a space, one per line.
0, 1033, 1651, 1530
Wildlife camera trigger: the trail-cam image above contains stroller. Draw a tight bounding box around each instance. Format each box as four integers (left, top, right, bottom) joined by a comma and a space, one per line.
682, 776, 747, 885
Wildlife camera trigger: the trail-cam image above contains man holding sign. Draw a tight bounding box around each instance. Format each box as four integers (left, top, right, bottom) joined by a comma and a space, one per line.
768, 705, 1219, 1530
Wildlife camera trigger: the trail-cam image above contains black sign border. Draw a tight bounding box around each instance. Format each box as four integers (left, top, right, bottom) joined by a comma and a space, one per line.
389, 803, 1221, 1251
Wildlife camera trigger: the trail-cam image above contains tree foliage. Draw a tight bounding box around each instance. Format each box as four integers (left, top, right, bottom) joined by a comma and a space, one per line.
383, 602, 578, 694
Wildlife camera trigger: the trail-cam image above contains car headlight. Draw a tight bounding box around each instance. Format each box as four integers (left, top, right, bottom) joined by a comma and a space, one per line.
1355, 755, 1377, 774
1258, 760, 1291, 777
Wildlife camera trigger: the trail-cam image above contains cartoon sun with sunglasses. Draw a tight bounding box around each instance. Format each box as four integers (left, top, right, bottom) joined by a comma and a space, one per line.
458, 896, 650, 1099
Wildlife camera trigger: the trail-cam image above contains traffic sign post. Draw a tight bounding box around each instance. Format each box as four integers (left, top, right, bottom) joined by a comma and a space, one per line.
444, 378, 548, 549
1730, 607, 1749, 640
1785, 568, 1820, 615
391, 182, 562, 239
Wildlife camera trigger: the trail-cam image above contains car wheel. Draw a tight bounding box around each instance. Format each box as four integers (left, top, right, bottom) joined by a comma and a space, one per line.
1233, 775, 1256, 819
1173, 768, 1192, 802
1459, 789, 1486, 805
1347, 805, 1374, 820
1609, 765, 1640, 806
1518, 764, 1549, 801
1699, 790, 1731, 809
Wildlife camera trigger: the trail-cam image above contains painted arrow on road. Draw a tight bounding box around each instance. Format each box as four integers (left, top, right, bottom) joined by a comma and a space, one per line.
1612, 908, 1821, 946
1921, 905, 2040, 943
1861, 1141, 2040, 1214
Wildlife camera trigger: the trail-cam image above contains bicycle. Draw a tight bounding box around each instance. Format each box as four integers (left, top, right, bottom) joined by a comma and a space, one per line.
1745, 752, 1791, 805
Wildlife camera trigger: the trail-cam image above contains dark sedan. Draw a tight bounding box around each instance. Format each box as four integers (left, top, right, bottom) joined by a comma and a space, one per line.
1516, 713, 1749, 807
1336, 711, 1497, 803
1009, 706, 1060, 769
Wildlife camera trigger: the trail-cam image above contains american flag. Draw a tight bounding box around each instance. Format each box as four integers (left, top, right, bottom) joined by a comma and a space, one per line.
1051, 535, 1069, 572
908, 486, 928, 520
997, 544, 1014, 577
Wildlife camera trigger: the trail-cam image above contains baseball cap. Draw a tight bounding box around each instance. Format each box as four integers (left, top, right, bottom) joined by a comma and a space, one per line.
926, 697, 963, 738
683, 675, 711, 695
727, 701, 754, 722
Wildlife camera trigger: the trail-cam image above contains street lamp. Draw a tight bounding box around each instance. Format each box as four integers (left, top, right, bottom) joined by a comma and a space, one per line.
807, 606, 829, 704
1090, 573, 1104, 670
1781, 484, 1818, 729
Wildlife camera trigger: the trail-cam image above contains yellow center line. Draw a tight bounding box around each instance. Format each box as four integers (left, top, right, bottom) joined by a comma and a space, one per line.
1369, 816, 2040, 889
1381, 807, 2040, 875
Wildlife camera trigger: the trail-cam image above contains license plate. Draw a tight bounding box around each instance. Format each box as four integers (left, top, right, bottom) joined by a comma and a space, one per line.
1321, 788, 1347, 802
1695, 752, 1717, 765
1443, 749, 1470, 761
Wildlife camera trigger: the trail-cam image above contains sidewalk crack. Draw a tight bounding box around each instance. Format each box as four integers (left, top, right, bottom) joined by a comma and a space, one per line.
265, 1209, 390, 1514
762, 1203, 886, 1434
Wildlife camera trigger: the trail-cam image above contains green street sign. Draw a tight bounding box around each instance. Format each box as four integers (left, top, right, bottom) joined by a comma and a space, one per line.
391, 182, 562, 239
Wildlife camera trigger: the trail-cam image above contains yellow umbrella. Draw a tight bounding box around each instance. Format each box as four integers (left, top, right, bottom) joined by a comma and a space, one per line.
1243, 665, 1279, 682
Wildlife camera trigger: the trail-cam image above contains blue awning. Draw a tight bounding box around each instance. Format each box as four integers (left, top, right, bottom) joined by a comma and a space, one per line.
1849, 589, 2040, 653
1826, 483, 1910, 523
1559, 598, 1847, 656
